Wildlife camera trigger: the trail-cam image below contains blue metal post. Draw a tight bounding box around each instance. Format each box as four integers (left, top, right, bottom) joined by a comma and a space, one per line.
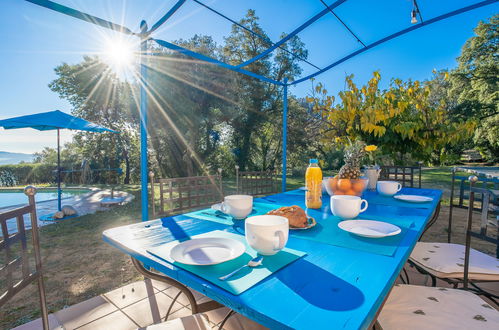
139, 21, 149, 221
57, 128, 62, 211
281, 78, 288, 193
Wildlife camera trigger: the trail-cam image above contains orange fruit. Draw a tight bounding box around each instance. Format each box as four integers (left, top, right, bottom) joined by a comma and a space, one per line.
337, 179, 352, 191
352, 180, 365, 192
328, 177, 338, 191
344, 189, 357, 196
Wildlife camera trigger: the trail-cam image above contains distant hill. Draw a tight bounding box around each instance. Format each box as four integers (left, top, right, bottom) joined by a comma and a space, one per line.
0, 151, 35, 165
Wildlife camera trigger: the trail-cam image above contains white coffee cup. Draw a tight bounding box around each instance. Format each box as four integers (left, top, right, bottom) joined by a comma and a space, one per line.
212, 195, 253, 219
377, 181, 402, 196
330, 195, 368, 220
245, 215, 289, 256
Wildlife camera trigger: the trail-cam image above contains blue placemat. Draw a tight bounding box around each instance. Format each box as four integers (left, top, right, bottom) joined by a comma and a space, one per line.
291, 208, 416, 257
183, 202, 284, 226
147, 230, 306, 295
363, 188, 439, 209
283, 189, 306, 196
256, 191, 308, 205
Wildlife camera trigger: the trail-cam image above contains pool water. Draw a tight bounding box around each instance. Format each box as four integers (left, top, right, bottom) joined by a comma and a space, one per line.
0, 189, 89, 209
459, 166, 499, 179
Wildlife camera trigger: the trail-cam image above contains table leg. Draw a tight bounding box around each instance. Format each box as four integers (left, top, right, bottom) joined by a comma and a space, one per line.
131, 256, 199, 314
419, 201, 441, 240
218, 309, 237, 330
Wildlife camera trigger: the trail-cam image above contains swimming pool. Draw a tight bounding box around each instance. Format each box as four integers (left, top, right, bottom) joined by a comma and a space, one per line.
0, 189, 89, 209
457, 166, 499, 179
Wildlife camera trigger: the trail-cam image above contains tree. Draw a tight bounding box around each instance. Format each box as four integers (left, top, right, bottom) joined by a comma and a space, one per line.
44, 10, 330, 180
307, 72, 404, 142
307, 72, 476, 164
33, 147, 58, 165
223, 10, 307, 171
449, 14, 498, 161
145, 35, 235, 177
384, 77, 475, 163
474, 114, 499, 160
49, 56, 139, 183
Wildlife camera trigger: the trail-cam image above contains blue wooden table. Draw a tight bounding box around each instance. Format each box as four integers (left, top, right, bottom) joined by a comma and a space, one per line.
103, 188, 442, 329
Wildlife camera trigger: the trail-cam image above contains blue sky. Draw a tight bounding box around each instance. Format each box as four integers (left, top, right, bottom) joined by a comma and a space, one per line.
0, 0, 497, 153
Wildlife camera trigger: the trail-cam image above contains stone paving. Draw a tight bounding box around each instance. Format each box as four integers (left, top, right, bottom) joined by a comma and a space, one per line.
13, 279, 266, 330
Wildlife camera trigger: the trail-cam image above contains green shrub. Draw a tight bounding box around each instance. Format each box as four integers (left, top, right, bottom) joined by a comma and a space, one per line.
0, 164, 56, 186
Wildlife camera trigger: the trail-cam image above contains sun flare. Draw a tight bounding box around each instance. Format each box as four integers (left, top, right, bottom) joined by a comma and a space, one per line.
102, 39, 135, 78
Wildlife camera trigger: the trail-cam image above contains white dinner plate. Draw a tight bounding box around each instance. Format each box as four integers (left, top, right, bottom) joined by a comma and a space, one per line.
298, 186, 307, 191
394, 194, 433, 203
170, 237, 245, 266
338, 220, 401, 238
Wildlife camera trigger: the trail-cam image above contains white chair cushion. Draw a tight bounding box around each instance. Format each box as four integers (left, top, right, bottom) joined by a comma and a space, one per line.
409, 242, 499, 281
143, 314, 211, 330
378, 284, 499, 330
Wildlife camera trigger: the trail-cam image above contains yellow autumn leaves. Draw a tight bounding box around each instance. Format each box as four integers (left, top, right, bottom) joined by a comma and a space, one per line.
308, 71, 399, 141
306, 71, 476, 156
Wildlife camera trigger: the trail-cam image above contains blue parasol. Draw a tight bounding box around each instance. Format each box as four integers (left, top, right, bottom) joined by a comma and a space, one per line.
0, 110, 117, 212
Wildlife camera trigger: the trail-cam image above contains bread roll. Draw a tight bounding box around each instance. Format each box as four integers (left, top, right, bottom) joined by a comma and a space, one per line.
267, 205, 308, 228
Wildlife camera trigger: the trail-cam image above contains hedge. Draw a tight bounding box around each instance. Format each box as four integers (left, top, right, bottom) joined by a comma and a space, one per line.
0, 164, 56, 186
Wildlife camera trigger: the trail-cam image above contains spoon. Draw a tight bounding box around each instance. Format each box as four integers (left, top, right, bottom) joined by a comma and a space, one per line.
218, 256, 264, 281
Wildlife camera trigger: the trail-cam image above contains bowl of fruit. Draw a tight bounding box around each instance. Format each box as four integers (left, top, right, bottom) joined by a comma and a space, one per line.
323, 140, 369, 197
323, 176, 369, 196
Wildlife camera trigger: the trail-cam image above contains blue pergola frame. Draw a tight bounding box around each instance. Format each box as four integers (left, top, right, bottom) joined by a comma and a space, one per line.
24, 0, 498, 221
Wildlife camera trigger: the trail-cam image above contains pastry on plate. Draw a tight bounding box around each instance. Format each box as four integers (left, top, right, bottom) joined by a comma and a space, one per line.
267, 205, 308, 228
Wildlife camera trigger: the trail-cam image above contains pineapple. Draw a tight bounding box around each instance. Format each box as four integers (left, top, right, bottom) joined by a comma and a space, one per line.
338, 141, 366, 179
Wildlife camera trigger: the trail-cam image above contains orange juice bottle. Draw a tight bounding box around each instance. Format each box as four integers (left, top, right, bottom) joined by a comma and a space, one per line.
305, 159, 322, 209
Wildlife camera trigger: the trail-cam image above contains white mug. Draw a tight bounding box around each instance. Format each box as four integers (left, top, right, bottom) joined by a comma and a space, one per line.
245, 215, 289, 256
377, 181, 402, 196
330, 195, 368, 220
212, 195, 253, 219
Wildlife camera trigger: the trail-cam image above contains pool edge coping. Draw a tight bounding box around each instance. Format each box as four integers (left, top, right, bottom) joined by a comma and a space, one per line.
0, 187, 99, 211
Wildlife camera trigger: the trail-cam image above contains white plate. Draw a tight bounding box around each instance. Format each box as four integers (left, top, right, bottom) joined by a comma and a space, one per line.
298, 186, 307, 191
338, 220, 401, 238
170, 237, 245, 266
394, 195, 433, 203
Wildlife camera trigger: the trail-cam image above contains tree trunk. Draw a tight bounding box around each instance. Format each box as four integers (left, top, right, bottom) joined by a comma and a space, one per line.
123, 149, 130, 184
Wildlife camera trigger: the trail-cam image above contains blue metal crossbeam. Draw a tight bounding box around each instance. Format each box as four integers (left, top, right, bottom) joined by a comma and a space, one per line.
152, 38, 285, 86
24, 0, 137, 35
148, 0, 186, 34
291, 0, 498, 85
192, 0, 322, 71
236, 0, 348, 68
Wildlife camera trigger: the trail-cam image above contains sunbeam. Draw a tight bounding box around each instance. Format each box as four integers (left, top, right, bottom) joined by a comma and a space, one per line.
129, 66, 222, 190
101, 37, 136, 79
